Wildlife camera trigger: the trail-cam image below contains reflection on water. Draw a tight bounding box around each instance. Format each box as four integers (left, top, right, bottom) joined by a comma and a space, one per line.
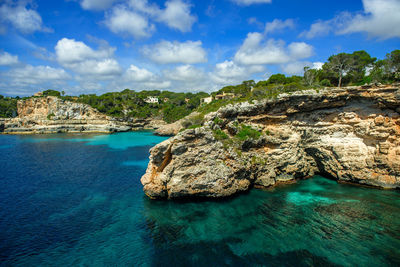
0, 133, 399, 266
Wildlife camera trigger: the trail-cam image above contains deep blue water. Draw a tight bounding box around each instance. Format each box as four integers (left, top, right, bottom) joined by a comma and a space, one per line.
0, 132, 399, 267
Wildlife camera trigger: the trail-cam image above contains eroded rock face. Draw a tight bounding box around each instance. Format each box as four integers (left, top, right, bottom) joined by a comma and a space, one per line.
2, 96, 131, 134
141, 86, 400, 199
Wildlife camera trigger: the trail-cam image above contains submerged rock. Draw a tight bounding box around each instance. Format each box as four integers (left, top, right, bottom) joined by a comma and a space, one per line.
141, 85, 400, 199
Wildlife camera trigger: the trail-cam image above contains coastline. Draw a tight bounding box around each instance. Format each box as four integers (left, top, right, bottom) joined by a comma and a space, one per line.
141, 85, 400, 199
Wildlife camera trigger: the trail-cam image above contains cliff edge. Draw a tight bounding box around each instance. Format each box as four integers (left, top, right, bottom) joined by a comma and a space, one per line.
1, 96, 131, 134
141, 85, 400, 199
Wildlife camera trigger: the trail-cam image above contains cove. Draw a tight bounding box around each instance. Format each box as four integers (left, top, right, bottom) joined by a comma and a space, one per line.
0, 132, 399, 266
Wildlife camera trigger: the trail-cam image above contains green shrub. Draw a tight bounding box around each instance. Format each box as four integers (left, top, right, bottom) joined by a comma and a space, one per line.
47, 113, 55, 120
187, 124, 202, 129
213, 129, 229, 140
0, 97, 18, 118
236, 125, 261, 141
320, 79, 332, 87
213, 116, 223, 126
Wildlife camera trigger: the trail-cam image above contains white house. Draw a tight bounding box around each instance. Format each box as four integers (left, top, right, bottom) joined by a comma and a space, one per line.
144, 96, 159, 104
200, 96, 213, 104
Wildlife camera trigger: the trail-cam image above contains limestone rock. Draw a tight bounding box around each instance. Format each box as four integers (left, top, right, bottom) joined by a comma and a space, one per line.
142, 86, 400, 199
1, 96, 131, 134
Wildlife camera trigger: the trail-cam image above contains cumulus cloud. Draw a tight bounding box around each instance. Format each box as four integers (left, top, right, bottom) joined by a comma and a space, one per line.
124, 64, 155, 82
231, 0, 272, 5
0, 64, 70, 95
0, 0, 50, 34
80, 0, 118, 11
163, 65, 203, 81
105, 6, 155, 39
312, 62, 324, 70
338, 0, 400, 39
234, 32, 314, 65
157, 0, 196, 32
0, 51, 19, 66
210, 60, 265, 86
281, 61, 325, 76
234, 33, 288, 65
55, 38, 122, 78
103, 0, 196, 38
301, 0, 400, 40
288, 42, 314, 59
264, 19, 295, 34
7, 65, 70, 84
299, 20, 332, 39
142, 80, 171, 89
280, 61, 310, 76
142, 40, 207, 64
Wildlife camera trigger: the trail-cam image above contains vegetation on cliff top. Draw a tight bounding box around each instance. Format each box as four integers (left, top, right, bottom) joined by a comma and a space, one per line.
1, 49, 399, 120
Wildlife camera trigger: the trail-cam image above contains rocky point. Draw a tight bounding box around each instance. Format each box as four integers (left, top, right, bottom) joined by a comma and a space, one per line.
141, 85, 400, 199
0, 96, 131, 134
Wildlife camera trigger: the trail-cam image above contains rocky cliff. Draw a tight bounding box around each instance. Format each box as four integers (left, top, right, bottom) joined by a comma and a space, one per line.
1, 96, 131, 134
141, 85, 400, 199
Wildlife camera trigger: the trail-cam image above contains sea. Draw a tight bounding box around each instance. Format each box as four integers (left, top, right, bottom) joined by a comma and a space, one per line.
0, 132, 399, 266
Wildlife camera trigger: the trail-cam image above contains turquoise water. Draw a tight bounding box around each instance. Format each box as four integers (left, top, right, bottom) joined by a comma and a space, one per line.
0, 132, 399, 266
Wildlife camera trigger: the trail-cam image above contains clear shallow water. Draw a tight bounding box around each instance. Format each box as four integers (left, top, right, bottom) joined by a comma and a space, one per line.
0, 132, 399, 267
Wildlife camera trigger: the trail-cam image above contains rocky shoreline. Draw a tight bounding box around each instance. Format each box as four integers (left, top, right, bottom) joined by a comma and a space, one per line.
0, 96, 170, 134
141, 85, 400, 199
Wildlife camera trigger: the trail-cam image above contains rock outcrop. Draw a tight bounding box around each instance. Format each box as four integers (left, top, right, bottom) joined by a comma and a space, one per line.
154, 112, 201, 136
141, 85, 400, 199
1, 96, 131, 134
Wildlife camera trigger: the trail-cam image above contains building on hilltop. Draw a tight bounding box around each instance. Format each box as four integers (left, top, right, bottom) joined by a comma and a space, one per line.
34, 92, 43, 97
215, 92, 235, 100
144, 96, 159, 104
200, 96, 213, 104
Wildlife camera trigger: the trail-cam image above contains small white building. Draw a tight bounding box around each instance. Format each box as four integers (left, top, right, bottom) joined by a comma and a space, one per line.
144, 96, 159, 104
200, 96, 213, 104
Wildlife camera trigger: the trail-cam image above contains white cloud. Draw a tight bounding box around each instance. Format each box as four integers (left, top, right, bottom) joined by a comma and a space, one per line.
105, 6, 155, 39
0, 51, 19, 66
142, 40, 207, 64
0, 1, 49, 34
128, 0, 159, 15
234, 33, 314, 65
72, 59, 122, 77
281, 61, 324, 76
234, 32, 314, 65
80, 0, 118, 11
103, 0, 196, 38
288, 42, 314, 59
338, 0, 400, 39
312, 62, 324, 70
55, 38, 122, 78
265, 19, 295, 34
8, 65, 70, 83
158, 0, 196, 32
124, 64, 155, 82
0, 64, 70, 95
301, 0, 400, 40
281, 61, 309, 76
231, 0, 272, 5
210, 60, 265, 85
163, 64, 205, 81
299, 20, 332, 39
55, 38, 114, 64
234, 33, 289, 65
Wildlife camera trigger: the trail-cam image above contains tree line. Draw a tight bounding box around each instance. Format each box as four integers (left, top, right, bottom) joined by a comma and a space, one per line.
0, 49, 398, 120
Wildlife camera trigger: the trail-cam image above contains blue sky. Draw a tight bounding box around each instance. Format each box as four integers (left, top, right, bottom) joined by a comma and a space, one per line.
0, 0, 399, 96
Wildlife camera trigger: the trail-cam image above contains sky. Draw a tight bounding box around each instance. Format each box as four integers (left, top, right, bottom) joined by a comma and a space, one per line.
0, 0, 399, 96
